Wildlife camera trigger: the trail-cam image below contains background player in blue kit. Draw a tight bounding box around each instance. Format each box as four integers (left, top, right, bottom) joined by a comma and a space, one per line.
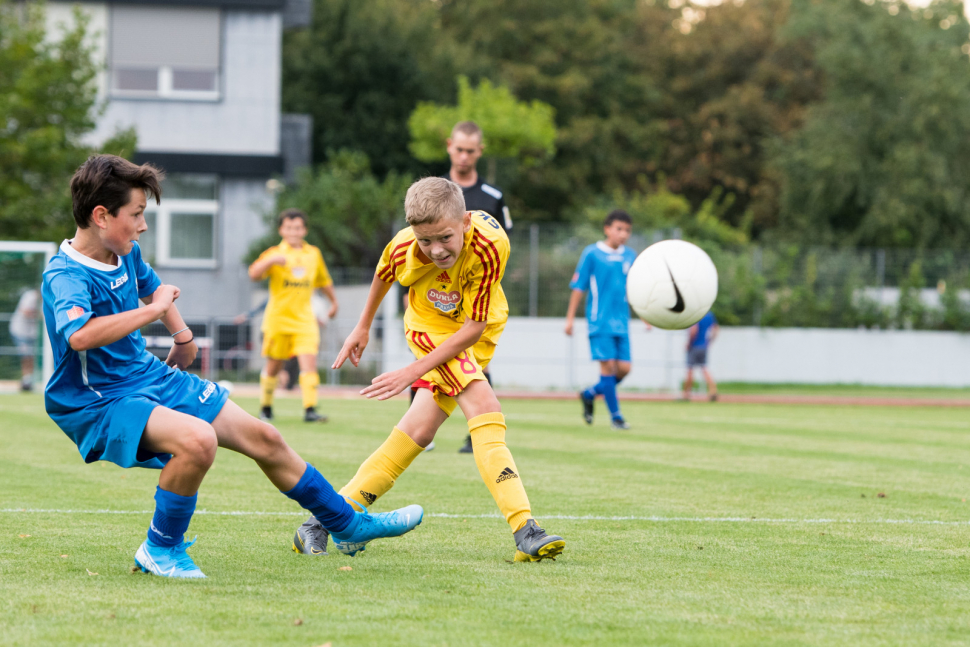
42, 155, 422, 578
564, 210, 637, 430
683, 310, 719, 401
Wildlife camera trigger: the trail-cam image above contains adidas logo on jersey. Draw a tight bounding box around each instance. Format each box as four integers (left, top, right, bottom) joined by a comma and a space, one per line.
435, 270, 451, 283
495, 467, 519, 483
360, 490, 377, 505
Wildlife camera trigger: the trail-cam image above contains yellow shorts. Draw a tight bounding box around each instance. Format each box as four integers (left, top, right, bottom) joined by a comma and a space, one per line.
405, 322, 504, 416
262, 329, 319, 360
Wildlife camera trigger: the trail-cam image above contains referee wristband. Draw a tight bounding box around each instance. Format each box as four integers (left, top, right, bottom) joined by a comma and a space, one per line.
174, 336, 194, 346
171, 326, 190, 338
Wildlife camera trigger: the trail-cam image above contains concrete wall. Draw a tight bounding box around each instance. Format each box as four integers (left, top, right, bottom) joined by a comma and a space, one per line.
157, 179, 273, 318
90, 9, 282, 154
383, 315, 970, 390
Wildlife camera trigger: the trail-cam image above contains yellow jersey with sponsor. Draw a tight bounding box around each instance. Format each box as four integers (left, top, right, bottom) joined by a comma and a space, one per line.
256, 241, 332, 334
376, 211, 509, 336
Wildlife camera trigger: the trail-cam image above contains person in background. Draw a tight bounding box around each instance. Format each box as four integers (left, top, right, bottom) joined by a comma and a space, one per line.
10, 288, 40, 392
683, 310, 719, 402
440, 120, 512, 453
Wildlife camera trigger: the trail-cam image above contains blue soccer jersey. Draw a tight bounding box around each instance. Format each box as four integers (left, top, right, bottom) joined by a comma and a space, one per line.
570, 241, 637, 336
42, 240, 167, 409
689, 311, 718, 349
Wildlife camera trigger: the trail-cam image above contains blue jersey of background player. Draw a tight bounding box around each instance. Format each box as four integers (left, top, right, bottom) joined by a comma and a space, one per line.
42, 155, 422, 578
565, 210, 637, 429
683, 310, 719, 402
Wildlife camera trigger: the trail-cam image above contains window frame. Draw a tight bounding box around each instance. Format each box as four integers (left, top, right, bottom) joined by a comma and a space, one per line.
144, 197, 220, 270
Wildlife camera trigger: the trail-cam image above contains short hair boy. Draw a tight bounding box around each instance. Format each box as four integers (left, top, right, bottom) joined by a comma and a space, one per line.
248, 208, 339, 423
289, 177, 564, 562
42, 155, 421, 578
565, 209, 638, 429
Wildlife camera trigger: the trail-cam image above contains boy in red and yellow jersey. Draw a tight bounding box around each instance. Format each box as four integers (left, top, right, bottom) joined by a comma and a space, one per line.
289, 177, 565, 561
249, 209, 338, 423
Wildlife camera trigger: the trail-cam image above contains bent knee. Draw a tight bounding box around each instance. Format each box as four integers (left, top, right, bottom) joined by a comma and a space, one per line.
179, 422, 218, 466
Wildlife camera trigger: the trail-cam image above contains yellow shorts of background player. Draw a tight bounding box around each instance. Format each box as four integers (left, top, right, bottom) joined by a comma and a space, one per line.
262, 329, 320, 360
406, 322, 505, 416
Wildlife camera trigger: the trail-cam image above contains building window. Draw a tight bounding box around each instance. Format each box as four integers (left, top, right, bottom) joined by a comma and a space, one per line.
142, 175, 219, 268
110, 6, 221, 100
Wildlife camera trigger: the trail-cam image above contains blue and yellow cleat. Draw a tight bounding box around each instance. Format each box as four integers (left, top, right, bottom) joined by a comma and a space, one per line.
134, 538, 206, 579
331, 503, 424, 557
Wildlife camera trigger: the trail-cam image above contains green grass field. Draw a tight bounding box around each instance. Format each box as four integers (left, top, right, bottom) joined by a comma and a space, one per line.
3, 391, 970, 646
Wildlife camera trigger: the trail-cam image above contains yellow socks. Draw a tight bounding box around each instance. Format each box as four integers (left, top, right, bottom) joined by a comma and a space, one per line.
338, 427, 424, 511
259, 374, 277, 408
299, 371, 319, 409
468, 413, 533, 533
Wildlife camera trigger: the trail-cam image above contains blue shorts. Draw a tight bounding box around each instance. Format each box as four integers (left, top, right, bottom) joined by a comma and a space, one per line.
48, 370, 229, 470
687, 346, 708, 367
589, 334, 631, 362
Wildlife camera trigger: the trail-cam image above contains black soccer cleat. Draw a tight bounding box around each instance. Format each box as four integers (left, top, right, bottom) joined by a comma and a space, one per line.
259, 406, 273, 421
304, 407, 328, 423
458, 434, 473, 454
292, 516, 329, 556
513, 519, 565, 562
611, 417, 630, 430
580, 391, 594, 425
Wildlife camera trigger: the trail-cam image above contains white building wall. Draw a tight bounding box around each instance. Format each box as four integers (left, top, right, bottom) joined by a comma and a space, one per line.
383, 317, 970, 390
91, 10, 282, 154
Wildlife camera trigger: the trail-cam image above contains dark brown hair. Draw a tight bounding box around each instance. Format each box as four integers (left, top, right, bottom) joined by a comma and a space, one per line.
604, 209, 632, 228
278, 208, 308, 228
70, 155, 163, 228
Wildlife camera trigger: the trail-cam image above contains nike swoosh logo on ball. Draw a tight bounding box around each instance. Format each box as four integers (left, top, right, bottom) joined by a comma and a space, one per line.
666, 263, 685, 313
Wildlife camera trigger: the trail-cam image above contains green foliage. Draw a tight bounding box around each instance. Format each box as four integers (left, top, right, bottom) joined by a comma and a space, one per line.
281, 0, 458, 178
408, 76, 557, 167
248, 150, 411, 269
774, 0, 970, 249
0, 2, 109, 241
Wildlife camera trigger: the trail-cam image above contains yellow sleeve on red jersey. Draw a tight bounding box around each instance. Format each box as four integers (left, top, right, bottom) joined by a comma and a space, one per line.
253, 245, 282, 280
462, 216, 509, 323
376, 228, 415, 284
313, 247, 333, 288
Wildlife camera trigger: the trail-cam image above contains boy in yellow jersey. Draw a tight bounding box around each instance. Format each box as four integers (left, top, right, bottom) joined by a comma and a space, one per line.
249, 209, 338, 423
290, 177, 565, 561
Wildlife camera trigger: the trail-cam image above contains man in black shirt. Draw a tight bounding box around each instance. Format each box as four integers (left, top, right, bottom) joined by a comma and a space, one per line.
442, 121, 512, 231
444, 120, 511, 453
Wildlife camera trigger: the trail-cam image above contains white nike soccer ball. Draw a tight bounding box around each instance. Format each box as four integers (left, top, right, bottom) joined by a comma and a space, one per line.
626, 240, 718, 330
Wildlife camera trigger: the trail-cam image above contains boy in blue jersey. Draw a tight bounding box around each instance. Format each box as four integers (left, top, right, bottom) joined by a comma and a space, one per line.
565, 210, 638, 430
42, 155, 422, 578
683, 310, 719, 401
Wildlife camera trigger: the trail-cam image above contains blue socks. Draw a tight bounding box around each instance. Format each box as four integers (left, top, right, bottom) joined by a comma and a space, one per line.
585, 375, 623, 421
148, 486, 197, 547
282, 463, 355, 534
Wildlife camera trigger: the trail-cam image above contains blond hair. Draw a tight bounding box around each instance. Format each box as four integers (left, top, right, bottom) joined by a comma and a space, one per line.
404, 177, 466, 226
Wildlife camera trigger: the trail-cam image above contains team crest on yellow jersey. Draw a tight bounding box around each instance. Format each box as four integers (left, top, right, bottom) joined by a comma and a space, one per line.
427, 288, 461, 313
291, 266, 306, 278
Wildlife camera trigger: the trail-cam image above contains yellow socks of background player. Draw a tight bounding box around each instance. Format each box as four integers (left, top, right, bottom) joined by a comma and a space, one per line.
338, 427, 424, 511
259, 374, 277, 408
468, 413, 533, 533
299, 371, 319, 409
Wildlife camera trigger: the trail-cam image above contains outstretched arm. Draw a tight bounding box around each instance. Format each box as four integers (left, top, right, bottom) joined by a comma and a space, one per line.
361, 317, 487, 401
332, 275, 392, 369
564, 289, 584, 336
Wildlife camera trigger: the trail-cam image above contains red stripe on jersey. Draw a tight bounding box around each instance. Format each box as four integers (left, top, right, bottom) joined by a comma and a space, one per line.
419, 332, 463, 395
471, 233, 499, 321
378, 241, 412, 282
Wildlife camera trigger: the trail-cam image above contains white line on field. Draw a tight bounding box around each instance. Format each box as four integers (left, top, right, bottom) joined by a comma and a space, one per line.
2, 508, 970, 525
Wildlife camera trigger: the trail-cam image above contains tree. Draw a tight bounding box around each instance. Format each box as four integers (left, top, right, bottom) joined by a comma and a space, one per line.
408, 76, 556, 185
282, 0, 459, 178
249, 150, 412, 268
773, 0, 970, 249
0, 2, 135, 242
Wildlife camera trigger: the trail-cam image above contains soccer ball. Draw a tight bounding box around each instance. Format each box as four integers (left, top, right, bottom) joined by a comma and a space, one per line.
626, 240, 718, 330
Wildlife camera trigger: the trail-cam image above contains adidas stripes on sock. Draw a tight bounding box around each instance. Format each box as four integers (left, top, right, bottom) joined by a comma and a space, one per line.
338, 427, 424, 511
468, 413, 533, 533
